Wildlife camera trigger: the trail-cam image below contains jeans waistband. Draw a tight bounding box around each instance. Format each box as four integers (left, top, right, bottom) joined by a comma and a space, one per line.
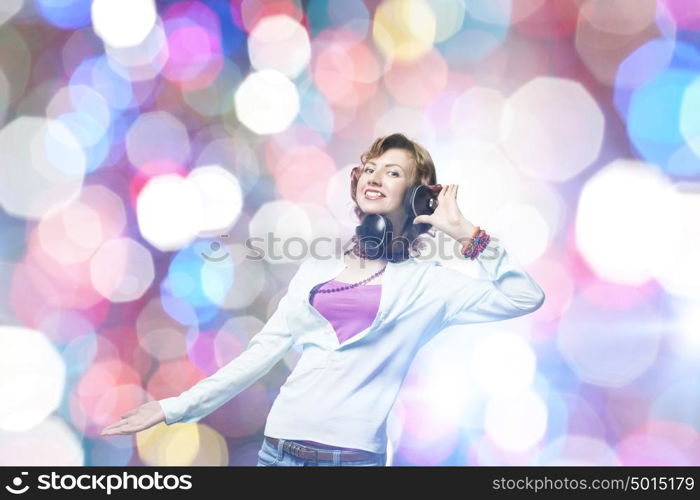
265, 436, 379, 462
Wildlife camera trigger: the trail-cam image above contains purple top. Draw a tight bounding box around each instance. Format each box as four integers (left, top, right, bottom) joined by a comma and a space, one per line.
301, 279, 382, 450
310, 279, 382, 346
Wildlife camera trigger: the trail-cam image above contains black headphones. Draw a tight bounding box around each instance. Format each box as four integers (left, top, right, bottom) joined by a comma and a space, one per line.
355, 184, 442, 262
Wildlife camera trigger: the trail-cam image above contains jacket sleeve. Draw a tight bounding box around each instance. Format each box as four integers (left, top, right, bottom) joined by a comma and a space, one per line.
157, 262, 306, 424
433, 238, 545, 328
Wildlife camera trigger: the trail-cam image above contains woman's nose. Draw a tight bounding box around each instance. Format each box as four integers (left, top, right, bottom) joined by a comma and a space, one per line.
368, 170, 381, 184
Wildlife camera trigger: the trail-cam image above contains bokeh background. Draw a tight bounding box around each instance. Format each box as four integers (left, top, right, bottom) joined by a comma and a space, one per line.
1, 0, 700, 466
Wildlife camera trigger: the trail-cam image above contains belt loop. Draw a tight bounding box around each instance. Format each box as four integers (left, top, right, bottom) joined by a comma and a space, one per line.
332, 449, 340, 466
277, 439, 286, 461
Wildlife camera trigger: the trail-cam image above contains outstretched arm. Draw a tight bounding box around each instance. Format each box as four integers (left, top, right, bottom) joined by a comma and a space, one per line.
157, 290, 296, 424
101, 262, 306, 435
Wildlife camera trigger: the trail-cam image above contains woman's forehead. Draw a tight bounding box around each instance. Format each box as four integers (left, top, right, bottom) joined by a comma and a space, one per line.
367, 149, 416, 174
372, 148, 412, 163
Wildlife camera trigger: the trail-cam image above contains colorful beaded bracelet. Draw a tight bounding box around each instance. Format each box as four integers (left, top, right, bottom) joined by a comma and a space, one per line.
470, 231, 490, 259
467, 232, 490, 259
463, 233, 489, 260
459, 226, 481, 256
460, 226, 490, 260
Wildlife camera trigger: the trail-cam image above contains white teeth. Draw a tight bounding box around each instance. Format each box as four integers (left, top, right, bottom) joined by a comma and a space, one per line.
365, 191, 385, 199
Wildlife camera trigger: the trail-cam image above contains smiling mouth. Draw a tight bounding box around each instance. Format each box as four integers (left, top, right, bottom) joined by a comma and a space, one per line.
364, 190, 386, 200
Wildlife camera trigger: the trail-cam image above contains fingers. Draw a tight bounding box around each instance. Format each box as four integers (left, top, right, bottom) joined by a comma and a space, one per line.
440, 184, 458, 199
102, 426, 134, 436
101, 418, 140, 436
436, 184, 459, 206
121, 409, 138, 419
101, 410, 137, 435
102, 420, 122, 431
102, 404, 162, 436
101, 420, 127, 435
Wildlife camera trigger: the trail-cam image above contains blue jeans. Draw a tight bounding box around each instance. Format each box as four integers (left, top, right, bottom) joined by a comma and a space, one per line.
256, 437, 387, 467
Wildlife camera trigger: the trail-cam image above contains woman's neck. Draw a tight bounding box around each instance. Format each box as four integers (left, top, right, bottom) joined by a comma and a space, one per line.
344, 243, 388, 268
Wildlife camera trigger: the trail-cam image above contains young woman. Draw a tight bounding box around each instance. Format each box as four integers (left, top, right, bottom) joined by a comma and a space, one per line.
101, 133, 545, 467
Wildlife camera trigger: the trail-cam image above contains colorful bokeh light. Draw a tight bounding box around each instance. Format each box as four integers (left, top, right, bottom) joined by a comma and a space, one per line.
1, 0, 699, 467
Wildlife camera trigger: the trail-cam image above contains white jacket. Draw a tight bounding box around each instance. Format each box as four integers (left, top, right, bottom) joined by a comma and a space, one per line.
158, 238, 545, 453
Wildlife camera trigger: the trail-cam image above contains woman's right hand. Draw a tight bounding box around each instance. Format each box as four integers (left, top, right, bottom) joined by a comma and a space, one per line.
101, 401, 166, 436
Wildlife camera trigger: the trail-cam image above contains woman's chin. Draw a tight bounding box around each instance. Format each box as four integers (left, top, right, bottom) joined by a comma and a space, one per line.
360, 206, 393, 216
360, 206, 381, 213
359, 200, 395, 214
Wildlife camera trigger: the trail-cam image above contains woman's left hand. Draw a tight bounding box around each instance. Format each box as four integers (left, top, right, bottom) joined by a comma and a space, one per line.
412, 184, 475, 241
101, 401, 165, 436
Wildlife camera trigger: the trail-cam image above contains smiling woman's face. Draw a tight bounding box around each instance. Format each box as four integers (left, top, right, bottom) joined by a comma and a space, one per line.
356, 148, 416, 218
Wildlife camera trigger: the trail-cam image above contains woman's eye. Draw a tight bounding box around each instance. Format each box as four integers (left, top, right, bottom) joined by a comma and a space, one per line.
363, 167, 398, 177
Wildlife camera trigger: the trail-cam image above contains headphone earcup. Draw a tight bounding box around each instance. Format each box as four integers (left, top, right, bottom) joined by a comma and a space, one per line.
356, 214, 393, 259
404, 184, 438, 219
402, 184, 419, 218
405, 184, 437, 236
